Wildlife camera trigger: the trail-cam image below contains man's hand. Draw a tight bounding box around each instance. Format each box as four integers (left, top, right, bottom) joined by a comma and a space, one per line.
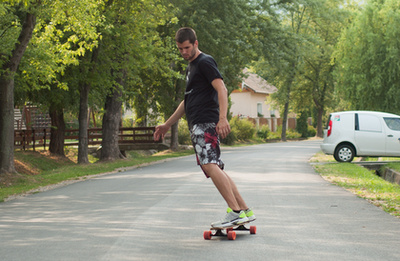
216, 118, 231, 139
154, 124, 170, 141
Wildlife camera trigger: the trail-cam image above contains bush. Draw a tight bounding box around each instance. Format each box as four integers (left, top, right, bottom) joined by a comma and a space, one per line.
178, 119, 191, 145
296, 112, 309, 138
286, 129, 302, 139
307, 125, 317, 137
266, 126, 301, 140
267, 131, 281, 140
221, 131, 236, 145
256, 125, 270, 139
230, 116, 256, 141
269, 126, 282, 140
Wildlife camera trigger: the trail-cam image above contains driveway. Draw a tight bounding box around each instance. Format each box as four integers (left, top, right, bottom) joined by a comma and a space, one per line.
1, 140, 400, 260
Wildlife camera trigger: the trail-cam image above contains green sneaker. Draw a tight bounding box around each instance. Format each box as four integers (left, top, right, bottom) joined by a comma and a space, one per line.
245, 208, 256, 222
211, 208, 249, 228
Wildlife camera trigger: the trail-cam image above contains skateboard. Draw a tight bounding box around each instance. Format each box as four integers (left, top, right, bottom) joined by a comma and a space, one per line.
203, 222, 256, 240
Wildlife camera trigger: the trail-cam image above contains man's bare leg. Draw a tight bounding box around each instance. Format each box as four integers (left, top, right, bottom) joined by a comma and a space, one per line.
201, 163, 248, 211
224, 171, 249, 210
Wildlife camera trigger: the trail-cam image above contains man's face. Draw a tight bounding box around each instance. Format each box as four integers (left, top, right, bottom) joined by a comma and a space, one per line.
176, 40, 198, 62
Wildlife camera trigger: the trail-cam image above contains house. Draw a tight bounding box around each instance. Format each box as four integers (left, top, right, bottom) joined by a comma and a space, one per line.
230, 68, 282, 131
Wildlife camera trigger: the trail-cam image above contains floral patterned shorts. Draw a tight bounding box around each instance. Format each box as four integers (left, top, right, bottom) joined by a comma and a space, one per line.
190, 123, 224, 178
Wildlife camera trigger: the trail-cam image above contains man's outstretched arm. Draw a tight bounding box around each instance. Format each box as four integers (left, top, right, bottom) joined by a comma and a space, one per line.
154, 100, 185, 141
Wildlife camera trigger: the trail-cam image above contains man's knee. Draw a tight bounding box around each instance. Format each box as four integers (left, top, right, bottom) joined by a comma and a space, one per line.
201, 163, 220, 176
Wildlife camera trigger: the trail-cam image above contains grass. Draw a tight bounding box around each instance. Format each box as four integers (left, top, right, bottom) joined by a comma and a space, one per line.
386, 162, 400, 173
311, 153, 400, 217
0, 148, 194, 202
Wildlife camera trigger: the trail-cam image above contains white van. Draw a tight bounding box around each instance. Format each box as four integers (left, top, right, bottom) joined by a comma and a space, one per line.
321, 111, 400, 162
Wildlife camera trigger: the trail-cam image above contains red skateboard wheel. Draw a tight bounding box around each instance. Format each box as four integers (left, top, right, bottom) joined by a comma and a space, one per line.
204, 231, 212, 240
250, 226, 257, 234
227, 231, 236, 240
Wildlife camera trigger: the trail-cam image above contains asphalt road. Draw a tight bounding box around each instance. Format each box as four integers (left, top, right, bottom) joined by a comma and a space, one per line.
1, 140, 400, 261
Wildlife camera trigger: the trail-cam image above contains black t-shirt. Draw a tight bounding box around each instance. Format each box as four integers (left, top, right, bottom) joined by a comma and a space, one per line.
184, 53, 223, 127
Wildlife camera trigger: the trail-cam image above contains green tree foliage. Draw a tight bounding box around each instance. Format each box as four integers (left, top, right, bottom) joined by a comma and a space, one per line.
89, 0, 177, 160
293, 0, 351, 137
6, 0, 396, 173
15, 0, 102, 92
254, 0, 351, 138
253, 0, 312, 141
296, 111, 309, 138
172, 0, 257, 91
20, 0, 102, 157
0, 1, 35, 174
334, 0, 400, 114
153, 0, 258, 149
0, 0, 102, 174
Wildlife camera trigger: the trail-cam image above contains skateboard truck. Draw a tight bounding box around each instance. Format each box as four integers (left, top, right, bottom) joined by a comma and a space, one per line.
203, 224, 257, 240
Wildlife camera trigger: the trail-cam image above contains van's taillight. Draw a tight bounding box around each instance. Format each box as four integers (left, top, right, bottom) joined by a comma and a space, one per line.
327, 120, 332, 137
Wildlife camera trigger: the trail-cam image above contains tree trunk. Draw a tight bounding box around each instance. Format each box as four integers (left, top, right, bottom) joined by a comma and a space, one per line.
170, 121, 179, 151
101, 85, 124, 161
316, 106, 324, 138
0, 76, 17, 174
49, 106, 65, 156
78, 83, 90, 164
77, 48, 99, 164
169, 79, 184, 151
314, 68, 331, 138
281, 58, 297, 142
281, 101, 289, 142
0, 12, 36, 175
281, 78, 293, 142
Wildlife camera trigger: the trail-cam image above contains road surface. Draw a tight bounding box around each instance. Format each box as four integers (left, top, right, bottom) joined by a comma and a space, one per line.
1, 140, 400, 260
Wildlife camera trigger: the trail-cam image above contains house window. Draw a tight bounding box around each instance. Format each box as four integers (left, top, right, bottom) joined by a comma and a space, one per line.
257, 103, 263, 117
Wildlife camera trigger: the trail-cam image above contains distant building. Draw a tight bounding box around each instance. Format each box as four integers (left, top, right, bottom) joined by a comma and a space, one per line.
230, 68, 294, 131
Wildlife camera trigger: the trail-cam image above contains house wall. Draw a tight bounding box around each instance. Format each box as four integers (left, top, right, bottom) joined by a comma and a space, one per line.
230, 92, 279, 118
230, 90, 295, 132
230, 91, 252, 117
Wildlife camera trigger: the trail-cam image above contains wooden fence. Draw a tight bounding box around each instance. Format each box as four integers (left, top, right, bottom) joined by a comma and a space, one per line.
14, 127, 163, 151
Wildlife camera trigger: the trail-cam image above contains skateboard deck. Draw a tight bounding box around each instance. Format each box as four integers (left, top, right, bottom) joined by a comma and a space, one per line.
203, 222, 256, 240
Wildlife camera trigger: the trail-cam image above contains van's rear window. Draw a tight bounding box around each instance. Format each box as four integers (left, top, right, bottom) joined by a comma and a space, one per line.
325, 115, 331, 129
384, 118, 400, 131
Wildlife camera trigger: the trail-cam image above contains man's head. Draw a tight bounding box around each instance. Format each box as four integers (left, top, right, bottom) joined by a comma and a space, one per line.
175, 27, 197, 44
175, 27, 200, 62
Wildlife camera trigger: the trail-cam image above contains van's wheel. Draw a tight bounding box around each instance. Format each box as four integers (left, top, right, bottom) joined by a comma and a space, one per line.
334, 144, 355, 162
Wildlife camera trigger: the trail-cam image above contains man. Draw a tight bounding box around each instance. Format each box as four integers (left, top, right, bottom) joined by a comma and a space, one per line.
154, 27, 255, 228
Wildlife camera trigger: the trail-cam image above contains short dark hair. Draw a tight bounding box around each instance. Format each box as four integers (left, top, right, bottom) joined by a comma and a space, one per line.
175, 27, 197, 44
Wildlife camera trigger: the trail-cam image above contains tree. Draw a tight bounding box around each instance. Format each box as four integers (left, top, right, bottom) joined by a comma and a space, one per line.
254, 0, 350, 138
174, 0, 257, 90
15, 0, 102, 158
91, 0, 176, 160
254, 0, 311, 141
293, 0, 352, 137
152, 18, 187, 151
1, 2, 36, 174
1, 0, 102, 175
76, 48, 100, 164
153, 0, 258, 149
334, 0, 400, 114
